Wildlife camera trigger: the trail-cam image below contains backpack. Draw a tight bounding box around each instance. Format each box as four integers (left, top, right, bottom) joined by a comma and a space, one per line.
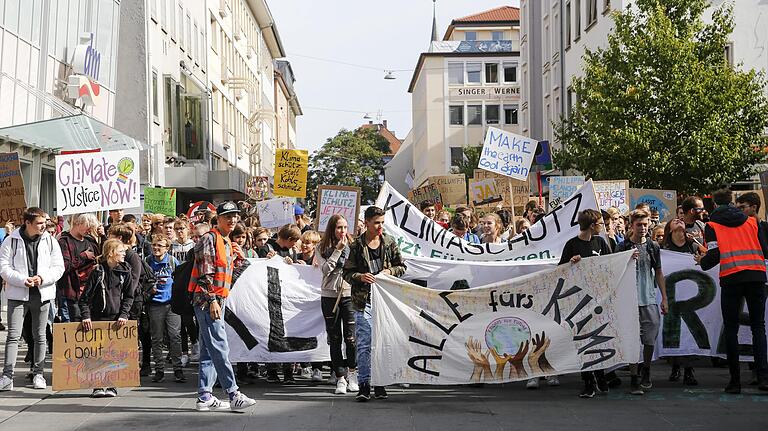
171, 248, 196, 316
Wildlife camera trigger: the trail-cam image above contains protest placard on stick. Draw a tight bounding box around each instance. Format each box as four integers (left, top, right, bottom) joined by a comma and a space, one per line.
143, 187, 177, 217
427, 174, 467, 206
593, 180, 630, 213
408, 184, 444, 211
274, 149, 308, 198
629, 188, 677, 222
316, 185, 361, 233
0, 152, 26, 225
478, 127, 538, 181
254, 197, 296, 228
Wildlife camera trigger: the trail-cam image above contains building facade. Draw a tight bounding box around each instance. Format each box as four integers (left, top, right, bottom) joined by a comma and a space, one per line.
407, 6, 522, 187
274, 59, 301, 150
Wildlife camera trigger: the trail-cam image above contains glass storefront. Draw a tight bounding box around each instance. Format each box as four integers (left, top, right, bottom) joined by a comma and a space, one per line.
164, 73, 205, 160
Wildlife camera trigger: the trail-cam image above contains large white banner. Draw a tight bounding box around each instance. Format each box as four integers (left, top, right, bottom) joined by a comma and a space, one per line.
404, 255, 556, 290
371, 252, 640, 385
225, 258, 330, 362
657, 250, 768, 359
55, 150, 140, 215
375, 180, 599, 262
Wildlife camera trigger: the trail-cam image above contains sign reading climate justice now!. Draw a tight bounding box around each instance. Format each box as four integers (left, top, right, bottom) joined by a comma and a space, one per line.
371, 252, 640, 385
316, 185, 361, 234
55, 150, 140, 216
0, 152, 27, 225
478, 127, 538, 181
52, 321, 140, 391
274, 149, 308, 198
375, 180, 599, 261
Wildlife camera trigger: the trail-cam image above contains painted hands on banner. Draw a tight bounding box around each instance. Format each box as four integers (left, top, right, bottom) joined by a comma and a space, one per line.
465, 331, 552, 382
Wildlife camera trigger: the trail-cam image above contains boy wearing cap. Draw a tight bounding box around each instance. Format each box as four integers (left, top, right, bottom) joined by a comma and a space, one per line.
188, 201, 256, 412
294, 205, 312, 233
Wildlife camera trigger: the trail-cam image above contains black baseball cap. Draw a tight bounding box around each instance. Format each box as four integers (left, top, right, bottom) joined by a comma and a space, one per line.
216, 201, 240, 216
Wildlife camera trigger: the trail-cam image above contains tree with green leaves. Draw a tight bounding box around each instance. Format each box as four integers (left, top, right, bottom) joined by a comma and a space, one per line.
306, 127, 390, 214
452, 145, 482, 180
554, 0, 768, 195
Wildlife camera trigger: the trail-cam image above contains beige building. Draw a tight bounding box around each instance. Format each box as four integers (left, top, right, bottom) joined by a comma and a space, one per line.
407, 6, 522, 187
274, 60, 301, 150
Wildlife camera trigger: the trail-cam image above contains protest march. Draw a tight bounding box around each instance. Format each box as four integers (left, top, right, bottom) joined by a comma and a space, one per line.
0, 129, 767, 416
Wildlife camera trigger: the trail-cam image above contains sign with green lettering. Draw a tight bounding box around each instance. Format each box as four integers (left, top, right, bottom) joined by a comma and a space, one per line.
144, 187, 177, 217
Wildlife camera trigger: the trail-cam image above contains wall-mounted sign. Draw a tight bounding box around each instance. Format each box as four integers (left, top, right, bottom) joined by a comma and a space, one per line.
449, 86, 520, 100
67, 33, 102, 106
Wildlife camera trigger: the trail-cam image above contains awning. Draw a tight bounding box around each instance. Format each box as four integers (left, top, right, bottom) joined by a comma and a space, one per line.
0, 114, 146, 153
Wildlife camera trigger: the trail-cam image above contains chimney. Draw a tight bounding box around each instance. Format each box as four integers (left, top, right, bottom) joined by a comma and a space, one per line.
368, 120, 373, 125
383, 120, 388, 129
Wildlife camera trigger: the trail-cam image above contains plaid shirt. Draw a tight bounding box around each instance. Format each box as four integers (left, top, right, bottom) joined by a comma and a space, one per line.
191, 230, 243, 309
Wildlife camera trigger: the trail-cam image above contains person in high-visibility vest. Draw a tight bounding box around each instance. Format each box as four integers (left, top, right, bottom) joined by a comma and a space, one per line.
697, 189, 768, 394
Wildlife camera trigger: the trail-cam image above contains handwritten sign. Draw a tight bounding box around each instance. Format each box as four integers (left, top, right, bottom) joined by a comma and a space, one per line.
469, 178, 502, 206
274, 149, 308, 198
427, 174, 467, 206
246, 176, 270, 201
52, 321, 140, 391
408, 184, 444, 211
0, 152, 26, 225
254, 197, 296, 228
55, 150, 140, 216
594, 180, 630, 213
630, 189, 677, 222
143, 187, 177, 217
478, 127, 537, 181
548, 176, 585, 210
316, 186, 361, 233
473, 169, 529, 214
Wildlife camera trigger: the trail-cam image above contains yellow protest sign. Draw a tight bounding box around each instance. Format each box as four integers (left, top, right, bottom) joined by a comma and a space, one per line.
274, 149, 308, 198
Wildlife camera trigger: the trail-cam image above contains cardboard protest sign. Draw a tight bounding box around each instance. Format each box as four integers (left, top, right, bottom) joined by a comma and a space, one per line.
247, 176, 270, 201
630, 189, 677, 222
478, 127, 537, 181
55, 150, 140, 216
316, 185, 361, 233
427, 174, 467, 206
408, 184, 444, 211
469, 178, 502, 206
371, 252, 640, 385
143, 187, 177, 217
0, 152, 26, 225
274, 149, 308, 198
548, 176, 585, 210
593, 180, 630, 213
474, 169, 530, 215
52, 321, 140, 391
254, 197, 296, 228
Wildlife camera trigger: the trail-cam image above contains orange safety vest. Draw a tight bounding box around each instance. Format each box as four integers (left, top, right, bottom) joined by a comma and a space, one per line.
708, 217, 766, 278
187, 228, 234, 298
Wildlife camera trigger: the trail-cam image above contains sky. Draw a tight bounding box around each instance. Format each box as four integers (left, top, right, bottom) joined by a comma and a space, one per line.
269, 0, 521, 154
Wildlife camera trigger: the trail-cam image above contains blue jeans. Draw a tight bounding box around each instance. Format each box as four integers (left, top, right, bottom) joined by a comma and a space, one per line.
194, 303, 239, 395
355, 303, 372, 385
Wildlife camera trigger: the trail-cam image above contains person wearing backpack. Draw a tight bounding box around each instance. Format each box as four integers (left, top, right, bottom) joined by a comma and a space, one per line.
171, 219, 198, 365
56, 213, 100, 323
0, 208, 65, 391
79, 239, 134, 398
145, 235, 184, 383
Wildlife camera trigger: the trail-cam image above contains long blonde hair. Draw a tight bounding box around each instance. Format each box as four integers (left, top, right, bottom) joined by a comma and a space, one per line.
99, 239, 126, 264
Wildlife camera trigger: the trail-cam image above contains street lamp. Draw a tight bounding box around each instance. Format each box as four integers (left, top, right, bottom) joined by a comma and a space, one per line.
384, 71, 396, 80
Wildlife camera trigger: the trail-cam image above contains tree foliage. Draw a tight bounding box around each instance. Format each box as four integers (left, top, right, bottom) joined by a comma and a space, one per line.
453, 145, 483, 180
554, 0, 768, 195
306, 127, 390, 214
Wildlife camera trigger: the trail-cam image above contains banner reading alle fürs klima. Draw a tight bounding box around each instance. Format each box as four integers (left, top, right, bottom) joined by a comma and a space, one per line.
274, 149, 308, 198
371, 251, 640, 385
55, 150, 140, 215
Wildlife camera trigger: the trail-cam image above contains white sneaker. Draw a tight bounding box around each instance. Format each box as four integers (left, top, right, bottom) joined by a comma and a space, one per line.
311, 368, 323, 382
0, 375, 13, 391
301, 367, 312, 379
189, 344, 200, 362
526, 378, 539, 389
347, 370, 359, 392
335, 377, 348, 394
399, 383, 410, 388
229, 392, 256, 411
547, 376, 561, 387
330, 373, 338, 385
32, 374, 46, 389
180, 354, 190, 367
196, 395, 230, 412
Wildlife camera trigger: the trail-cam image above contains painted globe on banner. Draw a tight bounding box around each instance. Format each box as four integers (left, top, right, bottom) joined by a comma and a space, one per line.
484, 317, 531, 356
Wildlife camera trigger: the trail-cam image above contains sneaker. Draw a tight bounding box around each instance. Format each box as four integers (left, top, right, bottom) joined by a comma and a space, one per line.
0, 375, 13, 391
347, 370, 359, 392
229, 392, 256, 411
196, 395, 230, 411
579, 379, 596, 398
630, 376, 644, 395
301, 367, 312, 379
152, 371, 165, 383
595, 375, 609, 394
669, 365, 681, 382
180, 354, 190, 368
104, 387, 117, 397
526, 378, 539, 389
683, 367, 698, 386
330, 373, 338, 385
606, 372, 622, 388
91, 388, 106, 398
265, 371, 281, 383
311, 368, 323, 382
724, 381, 741, 394
335, 377, 348, 394
282, 374, 296, 385
189, 344, 200, 362
174, 370, 187, 383
140, 364, 151, 377
373, 386, 388, 399
640, 366, 652, 390
546, 376, 560, 386
32, 374, 46, 390
356, 382, 371, 402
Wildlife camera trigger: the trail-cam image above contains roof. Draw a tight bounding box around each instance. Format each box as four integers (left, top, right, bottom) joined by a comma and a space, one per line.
454, 6, 520, 23
360, 123, 403, 156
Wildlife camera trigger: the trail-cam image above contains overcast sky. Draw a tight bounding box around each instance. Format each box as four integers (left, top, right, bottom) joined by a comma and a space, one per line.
269, 0, 521, 154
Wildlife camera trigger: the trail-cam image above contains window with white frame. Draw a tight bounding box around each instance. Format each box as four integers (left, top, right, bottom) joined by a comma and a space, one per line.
492, 31, 504, 41
448, 62, 464, 85
486, 105, 500, 125
503, 63, 517, 83
467, 63, 482, 84
449, 105, 464, 125
485, 63, 499, 84
504, 105, 519, 125
565, 1, 572, 48
575, 0, 582, 38
465, 31, 477, 41
467, 105, 482, 125
587, 0, 598, 27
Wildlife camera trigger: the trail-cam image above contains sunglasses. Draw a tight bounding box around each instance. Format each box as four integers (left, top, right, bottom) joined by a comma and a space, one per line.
692, 208, 705, 213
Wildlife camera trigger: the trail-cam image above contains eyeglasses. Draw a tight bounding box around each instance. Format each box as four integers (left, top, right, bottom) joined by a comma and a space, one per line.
692, 208, 705, 213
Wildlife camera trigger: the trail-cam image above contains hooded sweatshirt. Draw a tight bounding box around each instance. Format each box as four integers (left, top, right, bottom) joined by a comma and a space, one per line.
700, 204, 768, 287
79, 261, 134, 321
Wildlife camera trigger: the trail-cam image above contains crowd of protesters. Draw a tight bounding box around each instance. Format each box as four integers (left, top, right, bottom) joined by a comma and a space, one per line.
0, 186, 765, 411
